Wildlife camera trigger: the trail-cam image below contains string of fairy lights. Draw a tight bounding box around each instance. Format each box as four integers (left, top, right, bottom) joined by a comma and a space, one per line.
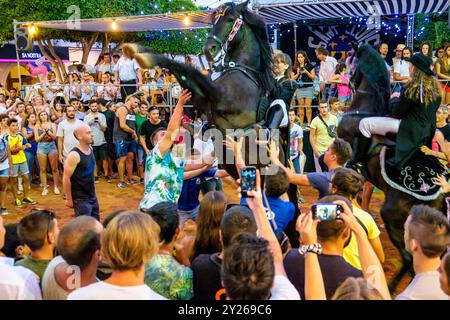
24, 6, 446, 45
268, 11, 447, 43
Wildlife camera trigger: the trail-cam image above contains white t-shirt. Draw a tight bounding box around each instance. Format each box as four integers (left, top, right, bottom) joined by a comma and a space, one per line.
0, 258, 42, 300
84, 113, 107, 146
0, 136, 10, 171
395, 270, 449, 300
269, 275, 301, 300
97, 63, 113, 74
113, 57, 140, 82
41, 256, 70, 300
67, 281, 167, 300
0, 103, 7, 114
56, 119, 84, 158
289, 123, 303, 160
394, 60, 410, 78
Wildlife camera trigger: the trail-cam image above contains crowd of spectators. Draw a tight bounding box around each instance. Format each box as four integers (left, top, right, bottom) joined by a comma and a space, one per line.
0, 40, 449, 301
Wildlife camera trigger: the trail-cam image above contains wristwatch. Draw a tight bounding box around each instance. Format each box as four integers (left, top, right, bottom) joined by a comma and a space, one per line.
298, 243, 323, 255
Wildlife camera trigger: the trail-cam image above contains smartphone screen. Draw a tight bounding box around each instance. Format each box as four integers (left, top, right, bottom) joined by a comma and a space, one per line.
241, 166, 256, 198
311, 203, 341, 221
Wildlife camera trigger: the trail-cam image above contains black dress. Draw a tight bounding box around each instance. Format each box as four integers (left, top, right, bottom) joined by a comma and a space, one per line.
391, 92, 441, 169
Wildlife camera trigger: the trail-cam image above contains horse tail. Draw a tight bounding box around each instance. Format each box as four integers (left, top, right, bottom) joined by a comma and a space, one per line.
133, 51, 219, 103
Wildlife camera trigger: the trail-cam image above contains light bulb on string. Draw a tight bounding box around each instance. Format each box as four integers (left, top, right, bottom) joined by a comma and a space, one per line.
183, 15, 190, 26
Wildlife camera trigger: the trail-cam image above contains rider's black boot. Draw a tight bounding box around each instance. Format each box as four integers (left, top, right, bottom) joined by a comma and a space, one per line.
346, 132, 372, 171
256, 105, 284, 141
266, 105, 284, 130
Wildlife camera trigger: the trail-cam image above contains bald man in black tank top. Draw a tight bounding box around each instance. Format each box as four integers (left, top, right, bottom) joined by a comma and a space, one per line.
62, 124, 99, 220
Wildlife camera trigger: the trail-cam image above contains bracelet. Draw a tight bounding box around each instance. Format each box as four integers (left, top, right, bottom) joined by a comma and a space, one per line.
298, 243, 322, 255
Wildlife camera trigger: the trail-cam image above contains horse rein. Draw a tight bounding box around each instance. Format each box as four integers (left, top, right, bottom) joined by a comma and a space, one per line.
207, 16, 244, 66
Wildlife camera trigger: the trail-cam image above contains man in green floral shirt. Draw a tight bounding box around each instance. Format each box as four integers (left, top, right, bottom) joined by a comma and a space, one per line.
144, 202, 193, 300
139, 90, 192, 211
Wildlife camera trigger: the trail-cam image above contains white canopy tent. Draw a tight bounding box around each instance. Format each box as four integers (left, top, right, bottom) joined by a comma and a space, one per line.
254, 0, 450, 23
15, 10, 212, 32
12, 1, 449, 87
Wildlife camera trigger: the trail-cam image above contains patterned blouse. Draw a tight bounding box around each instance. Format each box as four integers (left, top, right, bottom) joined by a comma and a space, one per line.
144, 253, 193, 300
139, 143, 186, 211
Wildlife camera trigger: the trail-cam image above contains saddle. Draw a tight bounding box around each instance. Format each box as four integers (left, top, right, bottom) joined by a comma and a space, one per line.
368, 133, 397, 157
368, 134, 448, 201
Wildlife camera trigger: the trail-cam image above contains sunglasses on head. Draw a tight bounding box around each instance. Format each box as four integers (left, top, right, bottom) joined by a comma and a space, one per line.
31, 209, 56, 236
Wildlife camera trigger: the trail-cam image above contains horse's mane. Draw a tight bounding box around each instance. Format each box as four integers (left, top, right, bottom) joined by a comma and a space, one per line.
353, 45, 391, 115
241, 9, 274, 93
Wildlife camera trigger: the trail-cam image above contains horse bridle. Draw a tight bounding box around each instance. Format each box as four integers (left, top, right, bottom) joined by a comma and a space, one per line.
207, 16, 244, 68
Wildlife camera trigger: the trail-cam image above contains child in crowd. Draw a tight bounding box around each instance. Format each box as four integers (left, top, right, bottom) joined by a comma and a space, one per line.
263, 167, 295, 235
4, 118, 37, 207
329, 97, 344, 125
329, 63, 352, 107
0, 131, 12, 215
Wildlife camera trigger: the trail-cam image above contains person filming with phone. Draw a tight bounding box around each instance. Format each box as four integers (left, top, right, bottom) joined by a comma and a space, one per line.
283, 195, 363, 299
84, 100, 108, 183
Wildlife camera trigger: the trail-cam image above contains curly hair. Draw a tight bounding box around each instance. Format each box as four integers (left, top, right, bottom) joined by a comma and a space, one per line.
404, 68, 442, 105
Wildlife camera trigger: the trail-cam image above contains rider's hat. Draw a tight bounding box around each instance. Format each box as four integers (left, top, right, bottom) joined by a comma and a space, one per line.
404, 53, 435, 76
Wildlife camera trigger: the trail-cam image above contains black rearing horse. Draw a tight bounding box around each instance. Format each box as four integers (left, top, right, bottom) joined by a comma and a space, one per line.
338, 45, 446, 292
133, 1, 300, 244
133, 1, 277, 178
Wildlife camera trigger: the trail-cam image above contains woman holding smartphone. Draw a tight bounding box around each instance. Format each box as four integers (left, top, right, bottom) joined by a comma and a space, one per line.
293, 51, 316, 125
34, 111, 60, 195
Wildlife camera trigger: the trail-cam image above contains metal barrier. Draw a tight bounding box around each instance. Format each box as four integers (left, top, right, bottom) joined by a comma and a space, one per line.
20, 78, 449, 111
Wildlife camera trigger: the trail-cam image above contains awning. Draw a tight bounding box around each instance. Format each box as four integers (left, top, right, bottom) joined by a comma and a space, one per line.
16, 10, 212, 32
256, 0, 450, 24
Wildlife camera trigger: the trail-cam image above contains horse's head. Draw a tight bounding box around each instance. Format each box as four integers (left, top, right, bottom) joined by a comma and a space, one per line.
204, 1, 249, 63
349, 44, 391, 116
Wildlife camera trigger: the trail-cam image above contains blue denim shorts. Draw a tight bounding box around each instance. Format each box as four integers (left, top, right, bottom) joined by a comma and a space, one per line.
0, 167, 10, 178
12, 162, 29, 177
115, 139, 137, 158
37, 142, 57, 155
338, 95, 352, 103
177, 206, 199, 227
137, 145, 145, 165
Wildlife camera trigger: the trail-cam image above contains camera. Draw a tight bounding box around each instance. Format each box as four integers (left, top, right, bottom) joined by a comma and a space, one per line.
95, 117, 99, 122
240, 166, 257, 198
311, 203, 343, 221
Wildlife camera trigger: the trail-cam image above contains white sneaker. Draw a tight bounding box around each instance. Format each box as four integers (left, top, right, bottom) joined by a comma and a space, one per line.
1, 208, 8, 216
54, 187, 61, 195
41, 187, 49, 196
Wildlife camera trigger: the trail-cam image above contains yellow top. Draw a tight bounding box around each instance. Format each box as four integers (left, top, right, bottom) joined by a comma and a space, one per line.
310, 114, 338, 154
343, 202, 381, 270
5, 134, 27, 165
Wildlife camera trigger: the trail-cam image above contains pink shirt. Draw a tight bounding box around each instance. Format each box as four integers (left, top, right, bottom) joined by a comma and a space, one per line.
337, 74, 351, 97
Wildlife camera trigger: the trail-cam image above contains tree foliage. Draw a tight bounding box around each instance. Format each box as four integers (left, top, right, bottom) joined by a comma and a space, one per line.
414, 13, 450, 50
0, 0, 211, 80
141, 29, 210, 56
